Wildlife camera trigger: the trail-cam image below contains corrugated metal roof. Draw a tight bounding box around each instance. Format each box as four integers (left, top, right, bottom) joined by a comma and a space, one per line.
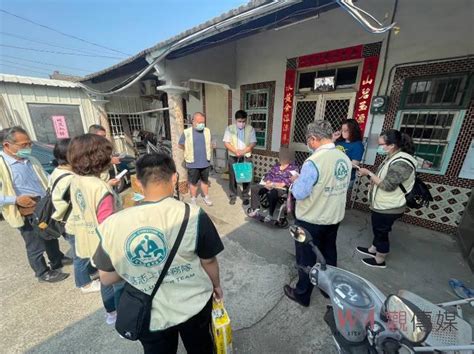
0, 73, 79, 88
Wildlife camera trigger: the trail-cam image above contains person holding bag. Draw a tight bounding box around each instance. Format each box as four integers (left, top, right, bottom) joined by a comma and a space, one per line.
356, 129, 417, 268
93, 153, 224, 353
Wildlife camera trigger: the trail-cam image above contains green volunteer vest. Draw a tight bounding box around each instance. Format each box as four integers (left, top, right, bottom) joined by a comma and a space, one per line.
295, 147, 351, 225
97, 197, 214, 331
67, 175, 120, 258
370, 151, 417, 211
183, 127, 212, 163
227, 124, 253, 158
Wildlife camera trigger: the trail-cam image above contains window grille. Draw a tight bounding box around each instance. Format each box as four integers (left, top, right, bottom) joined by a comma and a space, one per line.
244, 89, 269, 149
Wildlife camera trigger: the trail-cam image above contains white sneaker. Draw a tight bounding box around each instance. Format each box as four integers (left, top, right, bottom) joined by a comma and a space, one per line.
203, 195, 213, 206
190, 197, 197, 205
105, 311, 117, 325
80, 279, 101, 294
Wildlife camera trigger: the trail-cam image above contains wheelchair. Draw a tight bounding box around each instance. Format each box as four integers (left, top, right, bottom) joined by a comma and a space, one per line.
245, 186, 293, 228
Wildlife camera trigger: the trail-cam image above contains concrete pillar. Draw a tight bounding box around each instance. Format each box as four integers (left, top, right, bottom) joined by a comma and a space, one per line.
157, 85, 189, 194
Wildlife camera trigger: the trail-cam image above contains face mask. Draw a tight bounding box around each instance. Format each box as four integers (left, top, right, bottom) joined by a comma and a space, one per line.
195, 123, 205, 131
16, 148, 32, 158
376, 145, 388, 156
307, 145, 314, 153
236, 122, 246, 129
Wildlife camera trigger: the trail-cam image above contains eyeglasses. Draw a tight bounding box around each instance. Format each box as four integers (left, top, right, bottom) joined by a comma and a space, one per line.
10, 141, 32, 148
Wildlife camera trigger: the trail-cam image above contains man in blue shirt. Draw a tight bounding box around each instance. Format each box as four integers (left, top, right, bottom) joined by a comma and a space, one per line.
179, 113, 214, 206
0, 126, 70, 283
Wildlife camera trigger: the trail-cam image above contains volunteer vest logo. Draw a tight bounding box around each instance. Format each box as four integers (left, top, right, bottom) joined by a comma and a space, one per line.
125, 227, 168, 267
334, 159, 349, 180
75, 190, 86, 212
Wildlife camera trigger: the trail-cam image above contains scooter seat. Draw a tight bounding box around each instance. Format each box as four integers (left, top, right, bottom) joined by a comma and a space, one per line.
398, 290, 472, 347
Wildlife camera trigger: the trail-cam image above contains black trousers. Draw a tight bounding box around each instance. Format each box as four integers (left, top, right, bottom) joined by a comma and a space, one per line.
139, 298, 213, 354
19, 217, 64, 277
250, 185, 283, 216
228, 155, 251, 200
294, 219, 339, 304
371, 211, 403, 254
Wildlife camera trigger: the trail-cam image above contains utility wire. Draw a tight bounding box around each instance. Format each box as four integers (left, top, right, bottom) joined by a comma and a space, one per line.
0, 59, 78, 76
0, 54, 91, 72
0, 9, 131, 56
0, 44, 123, 59
0, 31, 118, 57
0, 62, 51, 76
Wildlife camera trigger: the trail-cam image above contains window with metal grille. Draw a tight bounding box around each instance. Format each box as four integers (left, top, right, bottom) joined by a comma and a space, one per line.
127, 114, 143, 132
292, 101, 317, 143
398, 111, 459, 171
108, 114, 124, 137
298, 65, 359, 91
402, 75, 469, 108
323, 99, 350, 131
244, 89, 269, 149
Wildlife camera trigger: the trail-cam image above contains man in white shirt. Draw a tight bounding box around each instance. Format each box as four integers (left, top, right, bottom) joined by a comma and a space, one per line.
223, 110, 257, 205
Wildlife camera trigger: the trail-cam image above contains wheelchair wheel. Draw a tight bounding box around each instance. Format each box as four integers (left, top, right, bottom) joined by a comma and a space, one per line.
259, 193, 270, 209
276, 218, 289, 228
245, 207, 254, 216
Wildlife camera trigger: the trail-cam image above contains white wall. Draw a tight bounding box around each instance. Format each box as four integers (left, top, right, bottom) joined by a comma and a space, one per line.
0, 82, 100, 140
233, 0, 473, 152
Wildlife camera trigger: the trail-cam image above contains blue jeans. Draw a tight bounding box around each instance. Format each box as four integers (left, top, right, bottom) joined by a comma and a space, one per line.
64, 234, 94, 288
101, 282, 125, 313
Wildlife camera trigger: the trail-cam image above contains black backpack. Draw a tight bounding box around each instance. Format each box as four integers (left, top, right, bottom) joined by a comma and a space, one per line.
391, 157, 433, 209
31, 173, 72, 240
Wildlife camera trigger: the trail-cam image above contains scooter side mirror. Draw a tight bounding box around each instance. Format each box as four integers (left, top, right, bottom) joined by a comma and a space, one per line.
384, 295, 431, 345
289, 225, 310, 243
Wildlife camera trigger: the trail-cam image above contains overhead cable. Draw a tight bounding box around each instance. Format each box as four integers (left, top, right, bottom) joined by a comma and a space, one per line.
0, 62, 51, 76
0, 8, 131, 56
0, 31, 118, 57
0, 44, 123, 59
0, 54, 91, 72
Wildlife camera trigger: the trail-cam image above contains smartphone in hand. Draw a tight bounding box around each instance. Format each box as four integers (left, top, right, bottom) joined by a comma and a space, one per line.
115, 169, 128, 180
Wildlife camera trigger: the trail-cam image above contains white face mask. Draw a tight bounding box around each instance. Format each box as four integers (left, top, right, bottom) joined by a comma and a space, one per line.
307, 144, 314, 153
236, 122, 246, 129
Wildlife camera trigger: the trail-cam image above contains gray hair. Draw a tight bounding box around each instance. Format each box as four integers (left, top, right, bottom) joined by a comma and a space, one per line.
306, 121, 333, 140
3, 126, 29, 143
192, 112, 205, 121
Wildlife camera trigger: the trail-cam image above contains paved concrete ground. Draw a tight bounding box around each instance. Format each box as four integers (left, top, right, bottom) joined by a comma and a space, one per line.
0, 175, 472, 353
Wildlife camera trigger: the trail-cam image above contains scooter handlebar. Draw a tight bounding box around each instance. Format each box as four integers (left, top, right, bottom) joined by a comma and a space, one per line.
308, 241, 327, 270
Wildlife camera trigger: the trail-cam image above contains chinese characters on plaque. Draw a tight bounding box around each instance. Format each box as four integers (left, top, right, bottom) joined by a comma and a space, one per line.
52, 115, 69, 139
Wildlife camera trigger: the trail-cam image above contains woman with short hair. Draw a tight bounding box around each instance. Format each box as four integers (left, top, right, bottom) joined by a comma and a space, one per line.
50, 138, 101, 293
67, 133, 123, 324
356, 129, 417, 269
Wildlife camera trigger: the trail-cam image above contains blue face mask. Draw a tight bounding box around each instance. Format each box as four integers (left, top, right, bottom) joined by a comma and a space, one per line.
16, 148, 32, 158
195, 123, 205, 131
376, 145, 388, 156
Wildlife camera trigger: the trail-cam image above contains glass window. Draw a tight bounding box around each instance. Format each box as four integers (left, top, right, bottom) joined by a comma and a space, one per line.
297, 65, 359, 92
336, 66, 358, 87
27, 104, 84, 144
244, 89, 269, 149
399, 111, 458, 170
403, 75, 468, 108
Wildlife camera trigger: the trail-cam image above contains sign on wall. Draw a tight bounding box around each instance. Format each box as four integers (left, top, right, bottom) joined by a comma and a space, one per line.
52, 115, 70, 139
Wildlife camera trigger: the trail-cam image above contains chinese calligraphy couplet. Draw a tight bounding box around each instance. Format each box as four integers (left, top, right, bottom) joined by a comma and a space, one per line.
280, 69, 296, 145
52, 115, 69, 139
353, 56, 379, 133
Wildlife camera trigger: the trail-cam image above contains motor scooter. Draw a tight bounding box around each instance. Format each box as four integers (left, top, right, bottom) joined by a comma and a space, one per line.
289, 225, 474, 353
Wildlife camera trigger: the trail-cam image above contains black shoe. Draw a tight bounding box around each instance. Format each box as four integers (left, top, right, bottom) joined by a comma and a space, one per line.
362, 257, 386, 269
356, 246, 376, 258
38, 270, 70, 283
61, 256, 73, 266
229, 197, 236, 205
284, 285, 309, 307
242, 199, 250, 206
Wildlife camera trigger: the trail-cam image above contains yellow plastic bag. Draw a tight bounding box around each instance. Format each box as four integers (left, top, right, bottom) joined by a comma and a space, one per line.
212, 300, 233, 354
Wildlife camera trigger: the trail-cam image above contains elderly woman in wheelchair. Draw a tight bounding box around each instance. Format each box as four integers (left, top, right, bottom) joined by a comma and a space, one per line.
246, 148, 298, 226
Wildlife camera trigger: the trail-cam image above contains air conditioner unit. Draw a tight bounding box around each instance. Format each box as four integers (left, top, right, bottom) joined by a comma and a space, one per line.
140, 79, 157, 96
